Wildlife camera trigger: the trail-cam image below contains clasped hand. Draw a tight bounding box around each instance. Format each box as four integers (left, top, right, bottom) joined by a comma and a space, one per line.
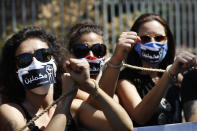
169, 51, 197, 75
112, 31, 140, 63
62, 58, 93, 93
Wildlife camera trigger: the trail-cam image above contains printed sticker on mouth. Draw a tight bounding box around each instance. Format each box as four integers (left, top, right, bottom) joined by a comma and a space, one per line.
21, 64, 56, 89
86, 58, 104, 76
140, 44, 164, 63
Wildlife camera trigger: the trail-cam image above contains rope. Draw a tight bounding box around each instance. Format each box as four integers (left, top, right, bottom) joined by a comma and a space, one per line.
18, 63, 166, 131
18, 88, 77, 131
123, 63, 166, 73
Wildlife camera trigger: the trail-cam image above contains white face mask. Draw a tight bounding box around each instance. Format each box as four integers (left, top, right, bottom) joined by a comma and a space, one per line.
17, 59, 57, 93
30, 84, 53, 95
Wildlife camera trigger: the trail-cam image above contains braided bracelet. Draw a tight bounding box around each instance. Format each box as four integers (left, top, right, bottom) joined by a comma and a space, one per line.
107, 61, 123, 69
166, 64, 178, 82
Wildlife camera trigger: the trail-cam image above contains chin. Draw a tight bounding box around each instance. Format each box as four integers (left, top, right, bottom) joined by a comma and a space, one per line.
30, 84, 53, 95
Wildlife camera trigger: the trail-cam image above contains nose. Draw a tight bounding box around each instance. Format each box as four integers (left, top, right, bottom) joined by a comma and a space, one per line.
32, 57, 37, 61
87, 51, 94, 57
150, 37, 155, 42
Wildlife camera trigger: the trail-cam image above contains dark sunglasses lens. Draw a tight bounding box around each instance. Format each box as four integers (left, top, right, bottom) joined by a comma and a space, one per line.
91, 44, 106, 58
72, 44, 89, 58
35, 48, 52, 62
155, 36, 166, 42
140, 36, 151, 43
16, 53, 33, 68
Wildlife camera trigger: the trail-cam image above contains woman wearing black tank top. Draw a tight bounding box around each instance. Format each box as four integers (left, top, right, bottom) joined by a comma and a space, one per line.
116, 13, 197, 127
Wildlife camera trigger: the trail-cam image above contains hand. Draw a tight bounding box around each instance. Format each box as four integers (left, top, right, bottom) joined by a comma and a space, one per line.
169, 51, 197, 75
111, 31, 140, 63
64, 58, 91, 87
61, 73, 78, 100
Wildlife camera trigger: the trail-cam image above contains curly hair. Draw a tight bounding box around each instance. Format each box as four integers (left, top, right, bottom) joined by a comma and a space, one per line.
67, 22, 103, 51
0, 26, 66, 103
123, 13, 175, 76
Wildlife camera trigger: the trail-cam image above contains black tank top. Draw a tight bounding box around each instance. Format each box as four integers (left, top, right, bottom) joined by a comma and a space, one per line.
18, 103, 77, 131
119, 68, 182, 127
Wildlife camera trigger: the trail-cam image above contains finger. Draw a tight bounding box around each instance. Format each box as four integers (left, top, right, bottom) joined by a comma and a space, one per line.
70, 58, 89, 68
176, 56, 188, 65
124, 35, 138, 42
120, 33, 138, 40
123, 31, 137, 36
193, 56, 197, 66
68, 70, 78, 80
120, 42, 134, 52
182, 52, 197, 67
136, 36, 141, 42
119, 38, 136, 44
69, 59, 84, 72
63, 61, 71, 72
65, 64, 72, 74
181, 55, 193, 62
179, 51, 195, 58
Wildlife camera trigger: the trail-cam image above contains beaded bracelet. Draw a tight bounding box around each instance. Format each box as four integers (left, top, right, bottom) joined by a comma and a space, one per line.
91, 79, 99, 98
107, 61, 123, 69
166, 64, 178, 82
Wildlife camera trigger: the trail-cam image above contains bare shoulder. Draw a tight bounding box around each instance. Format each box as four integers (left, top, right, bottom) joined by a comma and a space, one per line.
0, 103, 26, 130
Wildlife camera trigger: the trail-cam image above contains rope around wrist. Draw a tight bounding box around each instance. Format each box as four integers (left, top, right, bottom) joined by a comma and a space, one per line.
91, 79, 99, 98
166, 64, 178, 82
107, 61, 123, 69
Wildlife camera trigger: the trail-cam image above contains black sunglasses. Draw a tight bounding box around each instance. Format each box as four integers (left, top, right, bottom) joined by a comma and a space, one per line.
140, 35, 167, 44
71, 43, 106, 58
15, 48, 52, 68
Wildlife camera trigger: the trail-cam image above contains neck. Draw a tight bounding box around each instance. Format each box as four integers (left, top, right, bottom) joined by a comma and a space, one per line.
24, 86, 54, 109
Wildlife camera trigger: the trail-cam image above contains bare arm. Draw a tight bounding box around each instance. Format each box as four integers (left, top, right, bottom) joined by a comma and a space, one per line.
85, 79, 133, 131
71, 98, 113, 131
45, 73, 77, 131
99, 32, 139, 97
66, 58, 133, 131
0, 104, 29, 131
117, 71, 171, 124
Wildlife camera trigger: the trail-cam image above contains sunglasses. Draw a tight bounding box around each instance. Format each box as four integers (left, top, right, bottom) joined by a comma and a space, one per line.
15, 48, 52, 68
140, 35, 167, 44
71, 43, 107, 58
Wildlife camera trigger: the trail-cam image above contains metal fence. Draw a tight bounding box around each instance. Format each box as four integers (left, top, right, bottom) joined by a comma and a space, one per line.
1, 0, 197, 53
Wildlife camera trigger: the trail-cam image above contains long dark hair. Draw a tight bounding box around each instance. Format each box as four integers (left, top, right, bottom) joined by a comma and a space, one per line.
0, 26, 66, 103
125, 13, 175, 75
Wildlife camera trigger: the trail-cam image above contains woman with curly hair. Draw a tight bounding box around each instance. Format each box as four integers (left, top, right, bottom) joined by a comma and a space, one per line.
0, 26, 78, 130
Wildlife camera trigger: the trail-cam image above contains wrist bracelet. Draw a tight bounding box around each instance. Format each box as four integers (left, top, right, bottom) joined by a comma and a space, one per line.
91, 79, 99, 98
166, 65, 178, 82
107, 61, 123, 69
